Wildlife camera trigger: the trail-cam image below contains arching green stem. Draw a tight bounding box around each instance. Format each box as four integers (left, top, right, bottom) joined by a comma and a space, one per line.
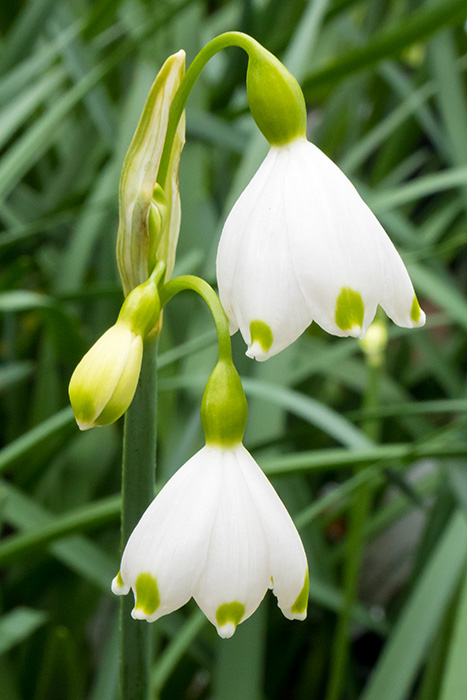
160, 275, 232, 363
156, 32, 262, 188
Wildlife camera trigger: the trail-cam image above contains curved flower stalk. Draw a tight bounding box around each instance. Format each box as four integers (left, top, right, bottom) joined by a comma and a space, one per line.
217, 53, 425, 360
117, 50, 185, 296
112, 360, 308, 638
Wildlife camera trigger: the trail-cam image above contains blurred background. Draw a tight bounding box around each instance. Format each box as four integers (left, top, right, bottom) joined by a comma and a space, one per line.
1, 0, 467, 698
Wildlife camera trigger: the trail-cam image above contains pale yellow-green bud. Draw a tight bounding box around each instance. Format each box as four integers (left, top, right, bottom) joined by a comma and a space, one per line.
69, 275, 162, 430
359, 318, 388, 367
200, 361, 248, 446
246, 44, 307, 146
69, 323, 143, 430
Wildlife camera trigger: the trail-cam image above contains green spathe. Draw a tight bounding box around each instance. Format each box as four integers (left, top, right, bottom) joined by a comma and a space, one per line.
335, 287, 364, 332
216, 601, 246, 628
246, 44, 307, 146
134, 573, 160, 615
201, 361, 248, 446
117, 50, 185, 295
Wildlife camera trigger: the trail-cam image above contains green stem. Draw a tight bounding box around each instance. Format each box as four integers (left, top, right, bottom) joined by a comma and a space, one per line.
156, 31, 260, 188
119, 334, 159, 700
160, 275, 232, 363
325, 358, 383, 700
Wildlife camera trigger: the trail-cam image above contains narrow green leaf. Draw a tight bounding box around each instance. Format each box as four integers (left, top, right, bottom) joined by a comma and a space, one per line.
0, 408, 75, 476
1, 481, 115, 590
0, 490, 120, 565
0, 362, 34, 391
439, 564, 467, 700
302, 0, 467, 99
361, 511, 467, 700
0, 607, 48, 655
261, 441, 467, 477
0, 67, 65, 150
151, 610, 206, 692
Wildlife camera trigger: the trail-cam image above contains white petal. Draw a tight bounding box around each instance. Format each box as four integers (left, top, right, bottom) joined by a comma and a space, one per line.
287, 140, 421, 336
193, 446, 271, 637
117, 446, 222, 622
217, 148, 311, 360
235, 445, 308, 620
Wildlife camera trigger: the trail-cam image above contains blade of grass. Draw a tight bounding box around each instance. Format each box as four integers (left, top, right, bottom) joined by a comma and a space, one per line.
0, 607, 48, 655
1, 480, 115, 589
360, 511, 467, 700
151, 610, 206, 693
0, 488, 120, 565
438, 563, 467, 700
0, 407, 75, 476
302, 0, 467, 99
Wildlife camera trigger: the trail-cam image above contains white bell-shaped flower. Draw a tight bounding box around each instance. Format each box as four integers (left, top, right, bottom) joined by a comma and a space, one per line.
112, 443, 308, 638
216, 137, 425, 361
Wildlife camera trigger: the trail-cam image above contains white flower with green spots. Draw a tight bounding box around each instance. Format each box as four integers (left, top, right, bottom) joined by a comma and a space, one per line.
112, 443, 308, 638
216, 136, 425, 361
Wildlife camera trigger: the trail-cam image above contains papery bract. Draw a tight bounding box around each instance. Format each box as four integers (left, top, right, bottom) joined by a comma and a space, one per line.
217, 137, 425, 361
112, 444, 308, 638
117, 51, 185, 295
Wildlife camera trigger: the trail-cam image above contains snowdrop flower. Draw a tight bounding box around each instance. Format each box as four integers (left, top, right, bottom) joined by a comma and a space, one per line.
217, 43, 425, 361
112, 360, 308, 637
112, 443, 308, 638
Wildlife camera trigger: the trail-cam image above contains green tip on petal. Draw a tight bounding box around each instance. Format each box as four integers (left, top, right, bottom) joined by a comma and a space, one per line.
249, 320, 273, 352
290, 569, 309, 619
216, 601, 246, 638
111, 570, 130, 596
134, 573, 160, 616
410, 294, 422, 323
335, 287, 364, 335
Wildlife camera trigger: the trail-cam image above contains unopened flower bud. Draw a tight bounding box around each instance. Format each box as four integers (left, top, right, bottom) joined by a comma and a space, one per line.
69, 323, 143, 430
69, 275, 162, 430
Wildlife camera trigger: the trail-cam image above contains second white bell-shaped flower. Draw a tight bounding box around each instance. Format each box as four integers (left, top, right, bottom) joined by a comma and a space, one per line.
112, 442, 308, 638
112, 360, 308, 637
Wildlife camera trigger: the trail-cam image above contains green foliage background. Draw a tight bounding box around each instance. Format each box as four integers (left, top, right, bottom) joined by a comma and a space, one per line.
1, 0, 467, 698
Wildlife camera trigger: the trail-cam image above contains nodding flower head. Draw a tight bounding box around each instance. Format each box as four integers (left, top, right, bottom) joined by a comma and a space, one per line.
112, 443, 308, 638
216, 137, 425, 361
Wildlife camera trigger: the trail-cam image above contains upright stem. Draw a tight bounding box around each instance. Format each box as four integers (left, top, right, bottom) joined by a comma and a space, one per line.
120, 333, 159, 700
325, 356, 383, 700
